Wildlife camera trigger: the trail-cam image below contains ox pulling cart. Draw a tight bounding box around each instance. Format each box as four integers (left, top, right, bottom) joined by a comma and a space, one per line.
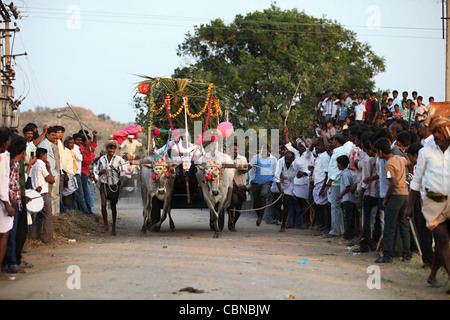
132, 77, 239, 237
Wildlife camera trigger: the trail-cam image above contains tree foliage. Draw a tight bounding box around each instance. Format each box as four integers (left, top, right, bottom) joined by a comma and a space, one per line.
173, 4, 386, 135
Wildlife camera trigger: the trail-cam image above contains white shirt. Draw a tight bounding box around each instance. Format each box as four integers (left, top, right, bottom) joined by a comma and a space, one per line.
328, 146, 347, 186
322, 97, 337, 117
170, 139, 197, 164
96, 154, 126, 185
57, 140, 65, 174
31, 159, 50, 194
355, 104, 366, 121
314, 151, 331, 185
415, 104, 427, 121
0, 151, 12, 233
120, 139, 142, 156
62, 147, 77, 176
233, 154, 248, 187
72, 144, 83, 175
274, 158, 308, 196
294, 150, 312, 186
343, 141, 355, 157
0, 151, 10, 203
410, 143, 450, 195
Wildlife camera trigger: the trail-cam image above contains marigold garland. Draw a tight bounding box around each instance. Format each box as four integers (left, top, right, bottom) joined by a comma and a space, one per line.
151, 83, 221, 118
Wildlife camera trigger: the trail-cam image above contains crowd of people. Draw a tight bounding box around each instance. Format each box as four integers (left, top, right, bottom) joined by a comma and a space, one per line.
0, 88, 448, 293
0, 123, 139, 280
236, 89, 449, 292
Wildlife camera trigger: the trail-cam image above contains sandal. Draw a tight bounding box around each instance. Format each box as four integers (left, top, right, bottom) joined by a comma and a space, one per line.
19, 261, 34, 269
375, 256, 392, 263
7, 265, 26, 273
0, 273, 15, 281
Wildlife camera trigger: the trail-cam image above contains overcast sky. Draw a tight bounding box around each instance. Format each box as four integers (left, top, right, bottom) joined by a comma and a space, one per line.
11, 0, 446, 123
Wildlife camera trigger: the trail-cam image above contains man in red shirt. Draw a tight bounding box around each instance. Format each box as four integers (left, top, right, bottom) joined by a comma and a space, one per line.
364, 92, 372, 123
78, 130, 97, 214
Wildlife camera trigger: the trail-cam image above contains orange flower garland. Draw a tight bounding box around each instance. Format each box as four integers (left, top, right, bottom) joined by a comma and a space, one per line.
151, 83, 221, 118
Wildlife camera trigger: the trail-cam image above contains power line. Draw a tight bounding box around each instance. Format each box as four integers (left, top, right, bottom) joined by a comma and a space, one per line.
23, 14, 443, 41
23, 5, 442, 36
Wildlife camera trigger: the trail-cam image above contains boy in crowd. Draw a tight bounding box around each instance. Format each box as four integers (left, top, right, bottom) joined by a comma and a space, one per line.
375, 138, 411, 263
31, 148, 55, 244
337, 155, 357, 242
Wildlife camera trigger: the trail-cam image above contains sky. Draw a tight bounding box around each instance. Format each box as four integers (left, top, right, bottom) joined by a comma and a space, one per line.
10, 0, 446, 124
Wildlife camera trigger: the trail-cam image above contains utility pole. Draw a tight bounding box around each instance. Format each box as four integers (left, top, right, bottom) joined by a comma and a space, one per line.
0, 1, 21, 127
445, 0, 450, 101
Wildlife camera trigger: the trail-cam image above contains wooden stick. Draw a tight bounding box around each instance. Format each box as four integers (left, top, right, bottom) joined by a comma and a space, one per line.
409, 218, 422, 257
66, 102, 89, 143
284, 78, 302, 128
375, 234, 383, 252
186, 175, 191, 205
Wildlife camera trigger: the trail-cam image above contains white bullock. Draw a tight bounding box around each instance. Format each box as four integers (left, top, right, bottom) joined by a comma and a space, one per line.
140, 155, 178, 234
196, 150, 235, 238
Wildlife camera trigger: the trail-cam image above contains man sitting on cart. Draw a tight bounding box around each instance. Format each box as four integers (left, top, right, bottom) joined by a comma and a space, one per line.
119, 134, 142, 159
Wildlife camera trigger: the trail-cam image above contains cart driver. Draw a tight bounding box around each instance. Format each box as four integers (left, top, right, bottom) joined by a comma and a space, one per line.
119, 135, 142, 159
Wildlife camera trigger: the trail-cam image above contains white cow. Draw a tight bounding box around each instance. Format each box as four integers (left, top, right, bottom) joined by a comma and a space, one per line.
140, 154, 178, 234
196, 150, 235, 238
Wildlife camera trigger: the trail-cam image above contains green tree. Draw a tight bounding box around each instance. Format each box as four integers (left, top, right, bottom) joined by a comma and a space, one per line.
173, 4, 385, 136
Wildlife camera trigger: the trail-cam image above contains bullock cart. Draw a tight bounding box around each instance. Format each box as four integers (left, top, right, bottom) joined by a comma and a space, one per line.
133, 77, 236, 237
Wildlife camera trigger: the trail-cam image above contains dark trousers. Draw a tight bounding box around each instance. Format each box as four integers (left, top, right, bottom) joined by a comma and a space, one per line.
360, 195, 381, 251
81, 173, 93, 214
383, 195, 410, 260
343, 201, 357, 240
31, 193, 54, 243
15, 196, 28, 265
411, 196, 433, 266
3, 203, 19, 268
71, 174, 90, 214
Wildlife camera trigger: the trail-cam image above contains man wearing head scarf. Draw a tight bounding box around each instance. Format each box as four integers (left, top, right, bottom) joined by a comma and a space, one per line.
406, 115, 450, 292
119, 134, 142, 159
96, 140, 126, 235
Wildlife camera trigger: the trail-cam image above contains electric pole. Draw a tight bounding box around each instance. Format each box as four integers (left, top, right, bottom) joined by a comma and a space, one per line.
0, 1, 21, 127
443, 0, 450, 102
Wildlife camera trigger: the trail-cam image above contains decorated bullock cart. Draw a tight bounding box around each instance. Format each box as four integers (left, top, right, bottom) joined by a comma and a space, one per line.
133, 77, 239, 237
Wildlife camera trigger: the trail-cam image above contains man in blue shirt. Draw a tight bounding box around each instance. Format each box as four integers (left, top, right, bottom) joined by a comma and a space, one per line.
336, 98, 348, 124
249, 145, 278, 226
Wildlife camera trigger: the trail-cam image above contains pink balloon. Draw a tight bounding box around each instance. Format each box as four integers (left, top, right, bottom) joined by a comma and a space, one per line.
217, 122, 234, 138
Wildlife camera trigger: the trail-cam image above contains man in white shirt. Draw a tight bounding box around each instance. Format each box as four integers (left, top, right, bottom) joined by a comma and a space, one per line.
0, 128, 15, 281
30, 148, 55, 244
274, 151, 309, 232
354, 97, 366, 122
119, 135, 142, 159
38, 127, 60, 215
61, 136, 78, 208
97, 140, 126, 235
406, 115, 450, 290
415, 96, 428, 122
419, 123, 435, 147
322, 90, 337, 122
312, 137, 331, 234
227, 143, 249, 231
326, 134, 347, 237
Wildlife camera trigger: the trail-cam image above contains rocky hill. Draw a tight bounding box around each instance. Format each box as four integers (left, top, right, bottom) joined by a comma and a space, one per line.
18, 106, 144, 152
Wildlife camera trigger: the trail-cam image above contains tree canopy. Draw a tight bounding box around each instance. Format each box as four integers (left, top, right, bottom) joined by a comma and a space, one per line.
172, 4, 386, 135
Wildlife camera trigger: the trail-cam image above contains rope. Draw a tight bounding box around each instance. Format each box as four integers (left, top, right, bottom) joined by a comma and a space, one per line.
229, 193, 283, 213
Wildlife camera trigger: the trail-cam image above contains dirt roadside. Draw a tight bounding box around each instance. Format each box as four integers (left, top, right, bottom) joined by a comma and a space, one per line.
0, 196, 448, 300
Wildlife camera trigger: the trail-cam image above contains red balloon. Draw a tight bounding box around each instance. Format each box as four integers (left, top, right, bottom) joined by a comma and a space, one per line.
138, 83, 150, 94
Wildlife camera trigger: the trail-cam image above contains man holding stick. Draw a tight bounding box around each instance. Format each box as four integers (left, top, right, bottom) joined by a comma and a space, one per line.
96, 140, 126, 235
405, 115, 450, 292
